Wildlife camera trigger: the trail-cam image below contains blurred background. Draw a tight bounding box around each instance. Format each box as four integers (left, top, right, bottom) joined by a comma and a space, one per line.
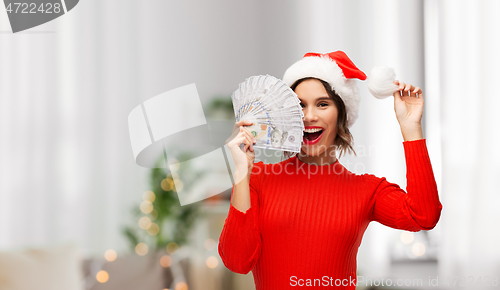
0, 0, 499, 289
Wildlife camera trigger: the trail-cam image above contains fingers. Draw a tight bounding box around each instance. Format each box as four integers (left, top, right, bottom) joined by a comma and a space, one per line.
228, 121, 256, 146
240, 125, 255, 139
412, 86, 423, 98
240, 127, 251, 152
233, 120, 253, 132
240, 126, 256, 151
395, 80, 405, 91
395, 81, 414, 94
237, 119, 254, 127
393, 80, 423, 98
231, 120, 254, 140
404, 83, 413, 93
393, 89, 403, 101
229, 129, 256, 170
235, 133, 252, 152
393, 80, 403, 99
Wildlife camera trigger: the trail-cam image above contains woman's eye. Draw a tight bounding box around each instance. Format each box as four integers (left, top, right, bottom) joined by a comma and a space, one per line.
301, 103, 328, 107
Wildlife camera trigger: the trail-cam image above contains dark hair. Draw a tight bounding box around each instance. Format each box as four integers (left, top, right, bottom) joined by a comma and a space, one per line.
281, 77, 357, 161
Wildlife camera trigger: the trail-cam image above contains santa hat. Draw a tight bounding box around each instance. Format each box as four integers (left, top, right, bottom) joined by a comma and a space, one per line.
282, 51, 398, 128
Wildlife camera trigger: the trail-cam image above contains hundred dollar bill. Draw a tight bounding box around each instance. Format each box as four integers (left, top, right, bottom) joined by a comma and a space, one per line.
242, 122, 303, 153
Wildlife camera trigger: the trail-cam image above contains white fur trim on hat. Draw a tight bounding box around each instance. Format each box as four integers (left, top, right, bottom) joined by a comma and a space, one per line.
282, 55, 360, 128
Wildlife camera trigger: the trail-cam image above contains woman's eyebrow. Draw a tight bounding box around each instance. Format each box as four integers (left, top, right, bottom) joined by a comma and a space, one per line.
298, 96, 331, 102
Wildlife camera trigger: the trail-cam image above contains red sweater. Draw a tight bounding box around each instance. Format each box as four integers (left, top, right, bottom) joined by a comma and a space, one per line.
218, 139, 442, 289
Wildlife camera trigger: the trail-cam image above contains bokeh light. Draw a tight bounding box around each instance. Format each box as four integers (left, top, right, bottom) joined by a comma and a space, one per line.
166, 242, 179, 254
135, 243, 149, 256
160, 255, 172, 268
139, 216, 152, 229
175, 282, 188, 290
143, 190, 156, 202
96, 270, 109, 283
204, 238, 216, 250
412, 242, 426, 257
104, 249, 117, 262
161, 178, 174, 191
150, 209, 158, 220
206, 256, 218, 268
400, 232, 415, 244
147, 222, 160, 236
168, 171, 180, 180
172, 179, 183, 192
140, 201, 154, 214
168, 158, 180, 171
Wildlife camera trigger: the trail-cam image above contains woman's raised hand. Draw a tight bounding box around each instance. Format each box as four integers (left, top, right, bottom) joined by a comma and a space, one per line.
393, 80, 424, 126
225, 120, 257, 177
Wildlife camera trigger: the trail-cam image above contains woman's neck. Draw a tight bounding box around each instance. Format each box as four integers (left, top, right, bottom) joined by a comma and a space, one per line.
297, 149, 337, 165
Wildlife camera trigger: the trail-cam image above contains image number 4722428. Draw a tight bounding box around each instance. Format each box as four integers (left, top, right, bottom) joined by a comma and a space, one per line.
3, 0, 79, 33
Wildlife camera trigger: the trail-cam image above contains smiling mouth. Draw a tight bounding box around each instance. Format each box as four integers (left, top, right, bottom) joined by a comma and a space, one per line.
304, 130, 323, 141
304, 129, 324, 142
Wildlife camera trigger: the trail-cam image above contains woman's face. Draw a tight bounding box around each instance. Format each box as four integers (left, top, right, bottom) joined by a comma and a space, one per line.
295, 79, 338, 157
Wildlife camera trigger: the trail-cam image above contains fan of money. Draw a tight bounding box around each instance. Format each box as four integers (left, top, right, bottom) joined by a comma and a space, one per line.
231, 75, 305, 153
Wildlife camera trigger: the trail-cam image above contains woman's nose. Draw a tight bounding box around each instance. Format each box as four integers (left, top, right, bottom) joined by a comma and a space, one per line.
302, 108, 318, 122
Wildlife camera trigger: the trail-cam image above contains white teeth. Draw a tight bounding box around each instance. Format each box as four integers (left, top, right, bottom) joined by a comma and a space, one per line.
304, 128, 323, 133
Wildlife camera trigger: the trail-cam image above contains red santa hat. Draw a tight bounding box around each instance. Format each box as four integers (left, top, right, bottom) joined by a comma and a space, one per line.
282, 51, 398, 128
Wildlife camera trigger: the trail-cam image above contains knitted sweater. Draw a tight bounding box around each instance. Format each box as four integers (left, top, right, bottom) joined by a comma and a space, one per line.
218, 139, 443, 289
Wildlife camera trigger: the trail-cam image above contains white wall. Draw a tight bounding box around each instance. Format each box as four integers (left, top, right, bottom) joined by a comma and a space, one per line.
0, 0, 294, 256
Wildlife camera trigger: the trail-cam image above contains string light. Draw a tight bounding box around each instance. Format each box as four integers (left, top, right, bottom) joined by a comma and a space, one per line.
161, 178, 174, 191
139, 216, 152, 229
104, 249, 117, 262
204, 238, 216, 250
166, 242, 179, 254
160, 255, 172, 268
400, 232, 415, 244
412, 242, 426, 257
168, 158, 180, 171
147, 223, 160, 236
168, 171, 180, 180
206, 256, 218, 268
96, 270, 109, 283
172, 179, 183, 192
135, 243, 148, 256
140, 201, 153, 214
175, 282, 188, 290
150, 209, 158, 220
143, 191, 156, 202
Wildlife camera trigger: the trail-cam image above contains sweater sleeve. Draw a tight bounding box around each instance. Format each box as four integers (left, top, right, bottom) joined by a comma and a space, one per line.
366, 139, 443, 232
218, 161, 263, 274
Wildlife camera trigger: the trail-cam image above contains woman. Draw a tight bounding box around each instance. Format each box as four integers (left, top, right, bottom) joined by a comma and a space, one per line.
219, 51, 443, 289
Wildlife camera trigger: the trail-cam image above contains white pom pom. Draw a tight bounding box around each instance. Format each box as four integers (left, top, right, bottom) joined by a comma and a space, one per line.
367, 66, 399, 99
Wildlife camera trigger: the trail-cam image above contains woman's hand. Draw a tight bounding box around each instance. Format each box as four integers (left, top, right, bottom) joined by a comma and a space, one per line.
393, 80, 424, 126
393, 80, 424, 141
225, 120, 257, 179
